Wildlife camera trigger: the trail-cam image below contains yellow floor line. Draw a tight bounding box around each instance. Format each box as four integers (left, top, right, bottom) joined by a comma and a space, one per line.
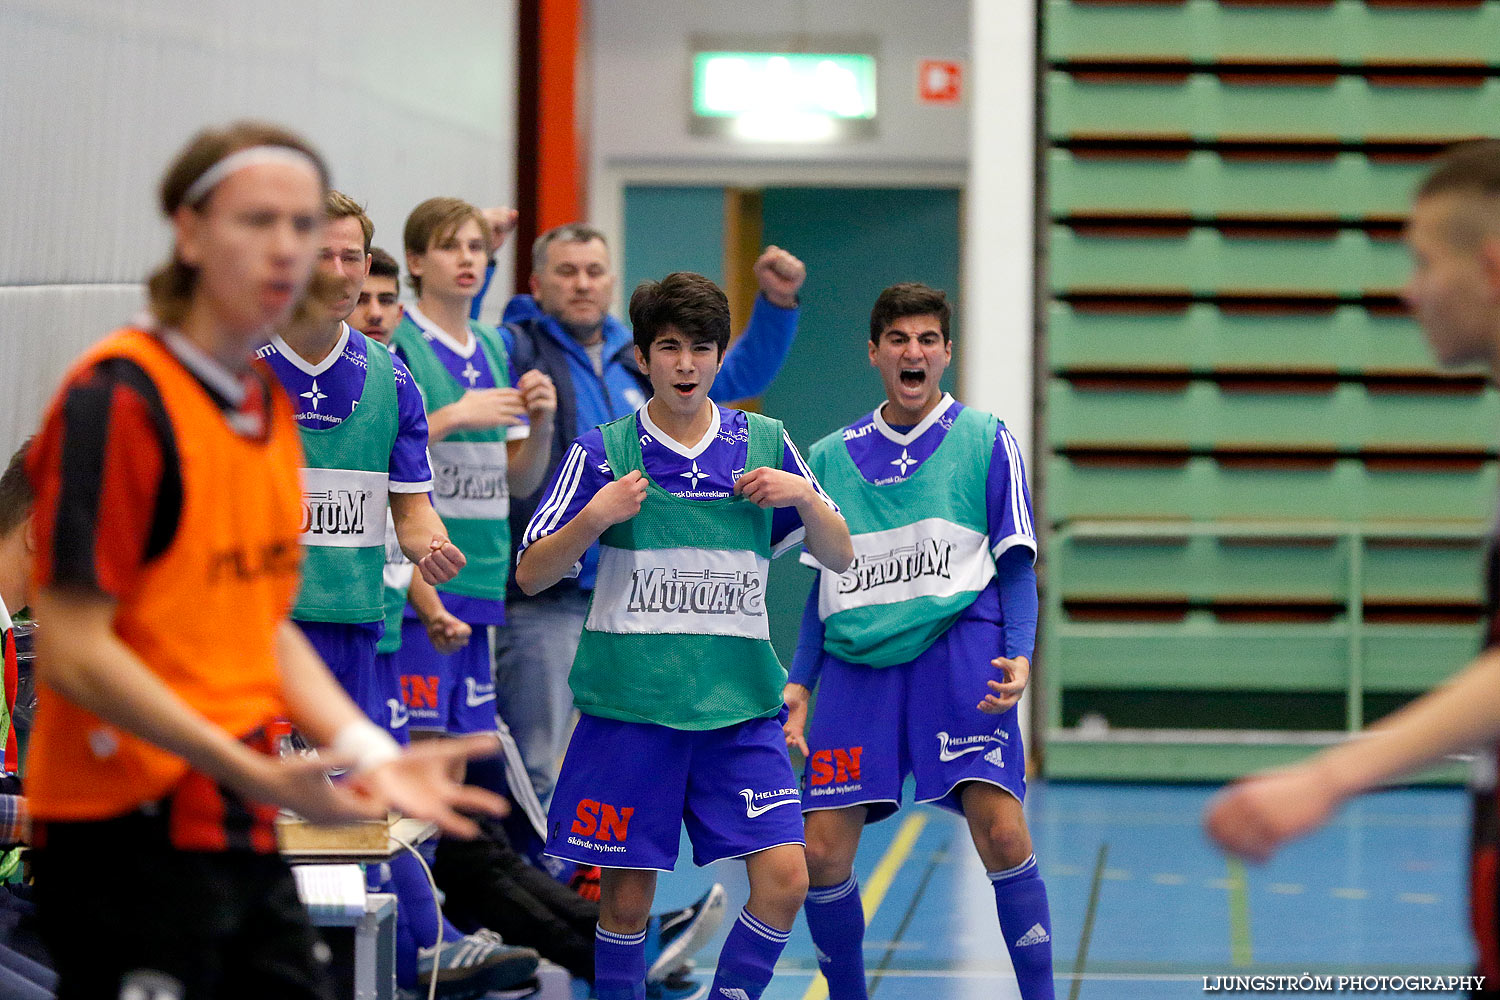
800, 812, 929, 1000
1226, 856, 1254, 967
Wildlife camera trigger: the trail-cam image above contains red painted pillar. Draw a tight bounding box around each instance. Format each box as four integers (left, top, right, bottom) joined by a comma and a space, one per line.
515, 0, 589, 293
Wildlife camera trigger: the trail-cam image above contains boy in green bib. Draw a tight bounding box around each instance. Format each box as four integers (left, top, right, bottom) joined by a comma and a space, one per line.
516, 272, 851, 1000
259, 191, 539, 995
784, 283, 1056, 999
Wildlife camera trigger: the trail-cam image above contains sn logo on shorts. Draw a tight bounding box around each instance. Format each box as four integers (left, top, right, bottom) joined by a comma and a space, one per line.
401, 674, 440, 710
572, 799, 634, 842
808, 747, 863, 787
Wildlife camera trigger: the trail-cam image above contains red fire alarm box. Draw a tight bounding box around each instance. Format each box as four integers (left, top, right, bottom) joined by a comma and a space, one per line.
918, 60, 962, 104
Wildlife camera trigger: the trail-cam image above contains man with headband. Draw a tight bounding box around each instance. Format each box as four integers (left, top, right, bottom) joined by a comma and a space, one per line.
25, 123, 506, 1000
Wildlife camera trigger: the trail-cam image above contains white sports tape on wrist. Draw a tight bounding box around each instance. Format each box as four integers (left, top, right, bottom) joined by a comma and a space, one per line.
330, 718, 401, 773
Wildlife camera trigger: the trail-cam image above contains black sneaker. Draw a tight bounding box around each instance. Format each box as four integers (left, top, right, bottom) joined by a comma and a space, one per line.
645, 884, 727, 983
646, 968, 709, 1000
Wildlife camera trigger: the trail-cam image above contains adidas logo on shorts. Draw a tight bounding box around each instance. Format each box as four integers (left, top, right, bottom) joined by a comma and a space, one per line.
1015, 923, 1050, 947
984, 746, 1005, 768
719, 989, 751, 1000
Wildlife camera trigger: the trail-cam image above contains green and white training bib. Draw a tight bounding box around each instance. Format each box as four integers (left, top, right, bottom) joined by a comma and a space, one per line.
570, 410, 788, 730
388, 312, 515, 603
804, 405, 999, 667
292, 336, 398, 624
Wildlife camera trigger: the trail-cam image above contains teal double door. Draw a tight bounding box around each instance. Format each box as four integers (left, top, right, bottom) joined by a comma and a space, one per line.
622, 184, 962, 660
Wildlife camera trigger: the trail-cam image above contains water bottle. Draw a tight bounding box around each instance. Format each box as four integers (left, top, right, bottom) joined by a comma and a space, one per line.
7, 620, 36, 754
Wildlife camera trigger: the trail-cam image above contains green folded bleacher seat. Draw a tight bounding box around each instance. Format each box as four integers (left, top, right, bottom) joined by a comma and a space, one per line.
1048, 72, 1500, 143
1046, 0, 1500, 68
1047, 303, 1443, 376
1046, 454, 1497, 523
1049, 149, 1425, 220
1050, 225, 1408, 296
1048, 378, 1499, 451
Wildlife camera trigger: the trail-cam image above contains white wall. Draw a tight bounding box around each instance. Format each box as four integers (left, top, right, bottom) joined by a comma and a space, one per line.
0, 0, 517, 456
967, 1, 1040, 749
964, 3, 1037, 462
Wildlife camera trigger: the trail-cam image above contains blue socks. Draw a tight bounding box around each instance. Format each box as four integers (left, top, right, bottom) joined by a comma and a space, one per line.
990, 855, 1055, 1000
803, 877, 868, 999
594, 924, 647, 1000
385, 851, 465, 988
710, 908, 791, 1000
596, 904, 789, 1000
803, 860, 1052, 1000
388, 850, 464, 945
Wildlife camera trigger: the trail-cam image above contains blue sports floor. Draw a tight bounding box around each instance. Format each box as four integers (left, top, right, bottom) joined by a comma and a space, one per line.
651, 782, 1475, 999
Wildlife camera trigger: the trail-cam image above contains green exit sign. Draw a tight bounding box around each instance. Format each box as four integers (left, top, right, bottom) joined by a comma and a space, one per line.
692, 52, 877, 140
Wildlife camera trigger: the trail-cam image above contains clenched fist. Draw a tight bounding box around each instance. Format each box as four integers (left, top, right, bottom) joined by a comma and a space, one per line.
482, 206, 520, 254
416, 536, 466, 586
454, 387, 528, 431
754, 246, 806, 309
516, 369, 557, 422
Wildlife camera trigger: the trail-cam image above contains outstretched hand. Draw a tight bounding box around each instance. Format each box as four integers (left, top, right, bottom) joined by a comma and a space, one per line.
346, 732, 511, 839
236, 751, 385, 826
1204, 766, 1339, 864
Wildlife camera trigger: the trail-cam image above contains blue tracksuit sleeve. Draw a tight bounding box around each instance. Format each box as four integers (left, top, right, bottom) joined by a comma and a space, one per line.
996, 547, 1039, 660
788, 580, 826, 689
709, 294, 798, 402
470, 261, 498, 321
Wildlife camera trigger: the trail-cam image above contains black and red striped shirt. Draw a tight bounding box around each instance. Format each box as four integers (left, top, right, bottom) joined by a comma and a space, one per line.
29, 331, 274, 600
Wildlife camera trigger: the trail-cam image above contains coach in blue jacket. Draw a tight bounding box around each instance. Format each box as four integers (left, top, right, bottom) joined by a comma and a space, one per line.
492, 222, 804, 801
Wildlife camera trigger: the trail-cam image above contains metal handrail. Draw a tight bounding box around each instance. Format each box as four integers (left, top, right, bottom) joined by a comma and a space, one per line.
1042, 517, 1489, 738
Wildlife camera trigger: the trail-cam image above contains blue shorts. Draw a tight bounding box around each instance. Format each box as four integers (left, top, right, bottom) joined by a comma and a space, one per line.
802, 616, 1026, 823
372, 653, 411, 746
297, 620, 408, 743
545, 713, 805, 871
394, 618, 495, 735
